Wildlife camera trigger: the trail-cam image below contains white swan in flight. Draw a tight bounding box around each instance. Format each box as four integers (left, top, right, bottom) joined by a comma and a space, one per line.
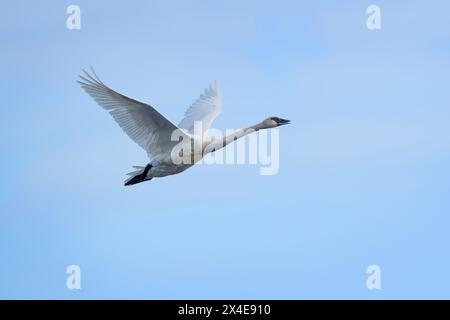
78, 68, 290, 186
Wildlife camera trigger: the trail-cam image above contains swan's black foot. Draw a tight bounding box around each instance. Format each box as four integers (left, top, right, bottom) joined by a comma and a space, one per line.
124, 164, 153, 186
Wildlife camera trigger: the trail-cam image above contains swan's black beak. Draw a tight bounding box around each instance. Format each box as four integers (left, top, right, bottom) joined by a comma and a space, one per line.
275, 118, 290, 126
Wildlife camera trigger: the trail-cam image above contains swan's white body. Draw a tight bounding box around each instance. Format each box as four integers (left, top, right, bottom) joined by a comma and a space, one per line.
78, 69, 289, 185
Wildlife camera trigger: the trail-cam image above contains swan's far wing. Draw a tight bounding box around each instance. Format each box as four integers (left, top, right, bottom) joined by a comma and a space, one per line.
178, 82, 221, 135
78, 69, 186, 159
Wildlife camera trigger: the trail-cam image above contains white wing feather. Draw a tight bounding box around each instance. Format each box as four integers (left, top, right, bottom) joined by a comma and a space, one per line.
178, 81, 221, 134
78, 69, 189, 159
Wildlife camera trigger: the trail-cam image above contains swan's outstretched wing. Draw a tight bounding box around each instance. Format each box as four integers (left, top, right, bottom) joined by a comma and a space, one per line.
178, 81, 221, 135
78, 69, 188, 159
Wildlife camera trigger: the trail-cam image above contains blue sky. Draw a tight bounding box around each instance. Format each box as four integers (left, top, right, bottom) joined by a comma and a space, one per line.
1, 0, 450, 299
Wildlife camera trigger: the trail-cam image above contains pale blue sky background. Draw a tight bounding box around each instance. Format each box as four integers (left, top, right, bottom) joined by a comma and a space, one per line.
1, 0, 450, 299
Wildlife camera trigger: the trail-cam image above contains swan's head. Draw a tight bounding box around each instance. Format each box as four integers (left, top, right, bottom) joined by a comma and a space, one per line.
263, 117, 290, 128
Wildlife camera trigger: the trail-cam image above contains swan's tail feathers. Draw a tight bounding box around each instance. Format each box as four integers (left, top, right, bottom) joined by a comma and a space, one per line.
126, 166, 145, 176
124, 164, 153, 186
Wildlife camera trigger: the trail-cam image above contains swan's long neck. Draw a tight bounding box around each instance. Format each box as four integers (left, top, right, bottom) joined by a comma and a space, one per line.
206, 122, 266, 153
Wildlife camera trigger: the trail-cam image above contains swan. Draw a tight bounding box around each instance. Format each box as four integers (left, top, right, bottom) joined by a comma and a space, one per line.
78, 69, 290, 186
